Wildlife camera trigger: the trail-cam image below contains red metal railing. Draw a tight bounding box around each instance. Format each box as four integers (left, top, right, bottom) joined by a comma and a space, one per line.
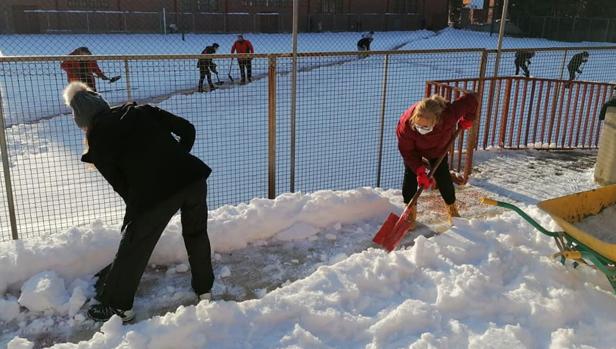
425, 76, 616, 182
434, 76, 615, 150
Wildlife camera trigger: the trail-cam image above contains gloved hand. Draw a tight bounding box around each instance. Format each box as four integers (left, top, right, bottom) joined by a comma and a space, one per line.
416, 166, 435, 190
109, 75, 121, 83
458, 117, 473, 130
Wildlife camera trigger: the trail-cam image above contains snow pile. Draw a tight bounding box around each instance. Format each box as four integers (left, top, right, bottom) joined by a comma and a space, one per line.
11, 208, 616, 348
0, 296, 20, 322
0, 221, 120, 295
0, 188, 394, 295
18, 271, 70, 313
575, 205, 616, 243
17, 271, 89, 317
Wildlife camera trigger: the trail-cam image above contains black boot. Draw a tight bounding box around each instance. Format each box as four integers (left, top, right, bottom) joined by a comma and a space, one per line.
88, 303, 135, 322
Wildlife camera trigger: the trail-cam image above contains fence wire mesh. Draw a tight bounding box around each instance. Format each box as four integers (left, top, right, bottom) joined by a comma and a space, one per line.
1, 47, 616, 241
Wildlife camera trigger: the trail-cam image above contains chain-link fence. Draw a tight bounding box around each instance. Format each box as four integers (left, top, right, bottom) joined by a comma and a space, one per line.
1, 46, 616, 241
513, 16, 616, 43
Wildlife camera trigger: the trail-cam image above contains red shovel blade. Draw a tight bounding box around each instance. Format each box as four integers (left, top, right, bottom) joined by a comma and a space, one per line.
373, 213, 399, 245
380, 217, 414, 252
373, 212, 414, 252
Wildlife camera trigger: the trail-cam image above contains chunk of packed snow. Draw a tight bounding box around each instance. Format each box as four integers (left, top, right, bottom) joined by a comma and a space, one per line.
18, 271, 69, 314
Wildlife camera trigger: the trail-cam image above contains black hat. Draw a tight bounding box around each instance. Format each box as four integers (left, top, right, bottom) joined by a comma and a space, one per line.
213, 43, 219, 48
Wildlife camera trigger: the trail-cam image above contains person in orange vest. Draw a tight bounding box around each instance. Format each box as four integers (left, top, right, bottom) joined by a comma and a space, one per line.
60, 47, 118, 91
231, 34, 254, 84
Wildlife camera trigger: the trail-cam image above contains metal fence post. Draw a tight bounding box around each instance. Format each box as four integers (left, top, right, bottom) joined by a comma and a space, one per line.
124, 59, 132, 102
558, 48, 568, 81
463, 50, 488, 180
376, 53, 390, 188
289, 0, 298, 193
0, 87, 19, 239
268, 56, 277, 200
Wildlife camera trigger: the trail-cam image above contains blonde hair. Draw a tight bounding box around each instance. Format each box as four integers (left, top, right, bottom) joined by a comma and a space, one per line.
410, 94, 448, 125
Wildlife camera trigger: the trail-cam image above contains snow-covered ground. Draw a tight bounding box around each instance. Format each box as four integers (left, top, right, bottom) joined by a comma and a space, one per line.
0, 29, 615, 348
3, 148, 613, 349
0, 29, 614, 241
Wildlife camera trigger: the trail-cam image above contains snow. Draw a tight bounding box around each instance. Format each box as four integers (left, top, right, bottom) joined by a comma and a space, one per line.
0, 29, 614, 347
0, 296, 20, 322
1, 148, 612, 348
18, 271, 70, 314
7, 205, 616, 348
575, 205, 616, 244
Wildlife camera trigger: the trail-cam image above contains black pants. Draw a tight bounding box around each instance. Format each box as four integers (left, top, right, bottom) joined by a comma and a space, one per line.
238, 58, 252, 82
198, 66, 214, 92
402, 156, 456, 205
568, 68, 578, 82
96, 179, 214, 310
515, 61, 529, 77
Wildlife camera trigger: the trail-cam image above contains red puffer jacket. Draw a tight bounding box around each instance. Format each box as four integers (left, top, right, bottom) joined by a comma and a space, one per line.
396, 93, 478, 172
231, 40, 254, 54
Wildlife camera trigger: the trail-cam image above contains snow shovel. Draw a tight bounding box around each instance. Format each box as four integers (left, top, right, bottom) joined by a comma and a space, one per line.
373, 128, 464, 252
227, 59, 235, 83
107, 75, 121, 83
214, 72, 224, 85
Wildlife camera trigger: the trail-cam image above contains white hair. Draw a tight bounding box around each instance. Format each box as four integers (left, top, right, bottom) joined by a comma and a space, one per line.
62, 81, 91, 106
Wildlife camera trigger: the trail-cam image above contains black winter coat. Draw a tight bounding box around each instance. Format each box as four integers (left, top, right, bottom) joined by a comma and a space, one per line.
198, 46, 217, 70
568, 53, 588, 72
81, 103, 211, 227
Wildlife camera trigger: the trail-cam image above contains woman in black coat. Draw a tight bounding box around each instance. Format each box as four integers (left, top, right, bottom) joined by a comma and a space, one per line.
63, 82, 215, 322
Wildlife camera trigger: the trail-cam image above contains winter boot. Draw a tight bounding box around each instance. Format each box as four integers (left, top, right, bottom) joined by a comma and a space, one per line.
446, 203, 460, 224
87, 303, 135, 322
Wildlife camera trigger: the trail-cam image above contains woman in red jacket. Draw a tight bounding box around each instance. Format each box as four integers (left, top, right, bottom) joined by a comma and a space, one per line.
396, 93, 478, 229
60, 47, 111, 91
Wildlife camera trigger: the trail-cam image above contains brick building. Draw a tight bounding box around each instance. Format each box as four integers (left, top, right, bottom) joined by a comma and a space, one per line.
0, 0, 449, 34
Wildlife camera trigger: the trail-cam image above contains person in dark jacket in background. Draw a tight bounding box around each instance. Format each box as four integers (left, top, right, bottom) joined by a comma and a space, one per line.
357, 31, 374, 51
62, 81, 214, 322
396, 93, 478, 229
198, 43, 220, 92
514, 50, 535, 77
231, 34, 254, 84
60, 47, 118, 91
567, 51, 590, 87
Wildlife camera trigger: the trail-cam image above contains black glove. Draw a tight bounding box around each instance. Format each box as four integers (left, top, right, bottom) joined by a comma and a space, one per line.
109, 75, 121, 83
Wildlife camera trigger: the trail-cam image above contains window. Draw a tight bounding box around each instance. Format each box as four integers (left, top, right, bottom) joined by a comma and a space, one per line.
392, 0, 418, 13
197, 0, 219, 12
321, 0, 343, 14
67, 0, 110, 9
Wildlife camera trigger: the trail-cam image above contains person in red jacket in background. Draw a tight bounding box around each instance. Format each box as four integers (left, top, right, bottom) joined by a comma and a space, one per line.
230, 34, 254, 84
60, 47, 115, 91
396, 93, 478, 229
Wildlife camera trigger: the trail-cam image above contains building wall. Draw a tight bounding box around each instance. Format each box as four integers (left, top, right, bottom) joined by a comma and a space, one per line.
0, 0, 448, 34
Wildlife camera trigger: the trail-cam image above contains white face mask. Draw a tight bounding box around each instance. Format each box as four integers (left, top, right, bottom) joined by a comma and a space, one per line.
415, 125, 433, 135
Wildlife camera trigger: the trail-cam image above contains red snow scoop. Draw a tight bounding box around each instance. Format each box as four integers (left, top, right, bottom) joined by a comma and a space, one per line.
373, 128, 464, 252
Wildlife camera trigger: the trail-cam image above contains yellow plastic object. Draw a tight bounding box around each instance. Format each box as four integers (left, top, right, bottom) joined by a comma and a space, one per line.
480, 197, 498, 206
538, 184, 616, 262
